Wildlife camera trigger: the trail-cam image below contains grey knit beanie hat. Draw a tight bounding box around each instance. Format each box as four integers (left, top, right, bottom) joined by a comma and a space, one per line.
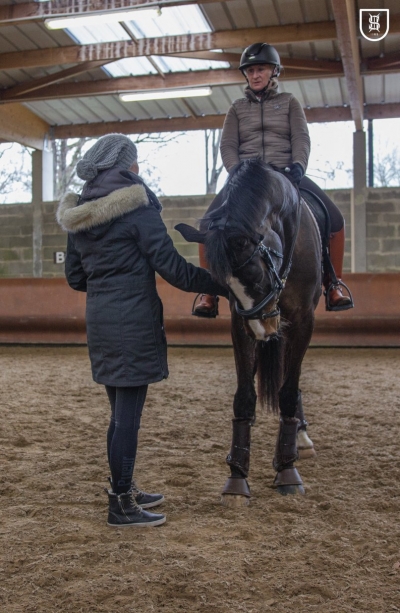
76, 133, 138, 181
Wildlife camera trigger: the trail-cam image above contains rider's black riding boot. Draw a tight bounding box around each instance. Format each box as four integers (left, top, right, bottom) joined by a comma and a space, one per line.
324, 226, 353, 311
106, 489, 166, 528
192, 244, 219, 318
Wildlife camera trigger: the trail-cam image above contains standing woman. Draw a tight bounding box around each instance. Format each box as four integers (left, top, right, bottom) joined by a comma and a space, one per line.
57, 134, 227, 528
194, 42, 353, 317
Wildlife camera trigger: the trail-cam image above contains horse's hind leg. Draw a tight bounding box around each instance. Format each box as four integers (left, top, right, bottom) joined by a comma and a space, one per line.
221, 313, 256, 507
296, 390, 316, 459
273, 405, 305, 496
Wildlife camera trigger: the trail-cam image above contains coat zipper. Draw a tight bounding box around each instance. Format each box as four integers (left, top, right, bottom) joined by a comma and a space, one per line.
260, 99, 265, 161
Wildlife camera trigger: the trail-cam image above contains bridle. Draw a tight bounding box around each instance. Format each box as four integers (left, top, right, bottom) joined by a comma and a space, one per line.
208, 197, 302, 322
233, 242, 284, 320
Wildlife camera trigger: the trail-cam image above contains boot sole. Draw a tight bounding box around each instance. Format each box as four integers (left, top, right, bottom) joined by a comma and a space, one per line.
107, 516, 166, 528
138, 495, 165, 509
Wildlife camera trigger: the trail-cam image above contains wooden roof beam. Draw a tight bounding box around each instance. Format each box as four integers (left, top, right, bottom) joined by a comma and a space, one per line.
0, 103, 50, 149
168, 53, 342, 73
330, 0, 364, 130
52, 103, 400, 139
0, 22, 338, 71
1, 60, 112, 99
0, 0, 238, 26
366, 51, 400, 71
3, 57, 398, 105
0, 66, 348, 104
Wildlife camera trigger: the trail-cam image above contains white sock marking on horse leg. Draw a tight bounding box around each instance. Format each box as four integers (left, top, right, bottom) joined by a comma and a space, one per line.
297, 429, 314, 449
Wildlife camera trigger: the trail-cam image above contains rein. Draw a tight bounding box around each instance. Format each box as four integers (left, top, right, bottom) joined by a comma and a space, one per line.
209, 194, 302, 321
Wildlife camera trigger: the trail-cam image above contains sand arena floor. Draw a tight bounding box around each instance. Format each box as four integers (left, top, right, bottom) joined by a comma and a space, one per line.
0, 345, 399, 612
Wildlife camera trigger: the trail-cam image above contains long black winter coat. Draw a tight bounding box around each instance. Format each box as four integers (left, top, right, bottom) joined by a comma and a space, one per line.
57, 167, 225, 387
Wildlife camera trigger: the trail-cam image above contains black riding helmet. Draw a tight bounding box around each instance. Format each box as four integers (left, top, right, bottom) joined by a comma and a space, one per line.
239, 42, 281, 77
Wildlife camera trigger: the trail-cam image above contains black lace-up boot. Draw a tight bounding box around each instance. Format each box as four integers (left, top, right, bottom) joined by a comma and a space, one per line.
106, 489, 166, 528
107, 477, 164, 509
131, 481, 164, 508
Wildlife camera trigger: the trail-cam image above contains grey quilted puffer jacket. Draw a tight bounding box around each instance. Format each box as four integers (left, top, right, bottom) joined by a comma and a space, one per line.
220, 82, 310, 173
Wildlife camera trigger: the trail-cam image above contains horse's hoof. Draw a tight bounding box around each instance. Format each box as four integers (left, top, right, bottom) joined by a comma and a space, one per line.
272, 467, 305, 496
297, 429, 316, 460
298, 447, 316, 460
221, 494, 250, 507
221, 477, 251, 506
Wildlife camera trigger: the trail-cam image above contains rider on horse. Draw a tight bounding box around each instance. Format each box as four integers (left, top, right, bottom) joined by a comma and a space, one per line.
194, 42, 353, 317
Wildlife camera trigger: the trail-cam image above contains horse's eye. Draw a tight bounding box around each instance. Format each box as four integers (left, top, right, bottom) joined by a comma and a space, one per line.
231, 237, 249, 250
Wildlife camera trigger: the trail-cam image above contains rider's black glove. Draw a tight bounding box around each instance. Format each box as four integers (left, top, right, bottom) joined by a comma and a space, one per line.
285, 163, 304, 184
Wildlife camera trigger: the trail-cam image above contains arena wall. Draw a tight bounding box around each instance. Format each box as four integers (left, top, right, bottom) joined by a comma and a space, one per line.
0, 188, 399, 277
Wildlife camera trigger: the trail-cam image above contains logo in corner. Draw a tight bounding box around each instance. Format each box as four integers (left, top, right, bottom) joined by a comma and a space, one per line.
359, 9, 389, 41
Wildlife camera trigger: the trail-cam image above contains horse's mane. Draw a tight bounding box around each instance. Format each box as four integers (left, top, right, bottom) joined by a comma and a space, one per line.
202, 159, 296, 283
221, 159, 292, 232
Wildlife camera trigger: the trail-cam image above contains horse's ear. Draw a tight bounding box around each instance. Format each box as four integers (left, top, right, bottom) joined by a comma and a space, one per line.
174, 223, 206, 244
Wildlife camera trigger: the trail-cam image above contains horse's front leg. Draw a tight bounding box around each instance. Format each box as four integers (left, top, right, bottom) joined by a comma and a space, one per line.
221, 312, 256, 507
272, 324, 314, 495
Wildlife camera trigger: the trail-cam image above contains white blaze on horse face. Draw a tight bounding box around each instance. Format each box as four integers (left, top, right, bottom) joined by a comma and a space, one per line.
228, 276, 278, 340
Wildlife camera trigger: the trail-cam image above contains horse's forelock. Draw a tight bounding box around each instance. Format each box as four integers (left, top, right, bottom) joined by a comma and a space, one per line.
204, 229, 232, 285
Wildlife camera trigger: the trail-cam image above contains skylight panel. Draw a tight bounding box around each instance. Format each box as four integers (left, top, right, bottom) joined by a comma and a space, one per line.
127, 5, 211, 38
105, 57, 158, 77
65, 5, 225, 78
66, 22, 130, 45
153, 56, 229, 73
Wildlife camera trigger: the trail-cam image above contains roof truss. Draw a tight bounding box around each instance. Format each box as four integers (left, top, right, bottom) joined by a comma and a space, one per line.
0, 2, 399, 146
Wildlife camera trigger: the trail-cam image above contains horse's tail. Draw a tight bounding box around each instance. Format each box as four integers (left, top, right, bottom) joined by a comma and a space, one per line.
256, 335, 285, 413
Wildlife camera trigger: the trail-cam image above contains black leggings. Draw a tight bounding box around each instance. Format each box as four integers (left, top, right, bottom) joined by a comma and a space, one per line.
105, 385, 148, 494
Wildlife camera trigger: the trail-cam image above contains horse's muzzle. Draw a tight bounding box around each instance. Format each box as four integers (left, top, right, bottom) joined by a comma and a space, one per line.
245, 313, 281, 341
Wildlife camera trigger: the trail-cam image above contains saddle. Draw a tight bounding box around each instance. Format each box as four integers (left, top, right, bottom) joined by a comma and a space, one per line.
300, 187, 335, 277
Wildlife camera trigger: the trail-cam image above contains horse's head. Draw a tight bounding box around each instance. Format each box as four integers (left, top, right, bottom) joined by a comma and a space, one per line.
176, 160, 298, 341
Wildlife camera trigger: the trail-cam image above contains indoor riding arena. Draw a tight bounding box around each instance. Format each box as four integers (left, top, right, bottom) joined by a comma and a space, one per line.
1, 1, 400, 612
1, 284, 400, 612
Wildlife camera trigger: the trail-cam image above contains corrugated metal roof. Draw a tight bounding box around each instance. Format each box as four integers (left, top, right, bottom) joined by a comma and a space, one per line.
0, 0, 398, 129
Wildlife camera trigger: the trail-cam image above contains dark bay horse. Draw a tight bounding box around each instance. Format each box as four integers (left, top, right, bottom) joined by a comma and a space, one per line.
176, 159, 321, 505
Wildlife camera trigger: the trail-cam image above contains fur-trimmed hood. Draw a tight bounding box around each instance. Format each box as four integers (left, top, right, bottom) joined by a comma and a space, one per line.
57, 183, 149, 233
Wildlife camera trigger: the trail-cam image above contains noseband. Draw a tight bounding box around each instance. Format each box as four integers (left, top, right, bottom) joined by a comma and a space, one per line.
233, 242, 284, 320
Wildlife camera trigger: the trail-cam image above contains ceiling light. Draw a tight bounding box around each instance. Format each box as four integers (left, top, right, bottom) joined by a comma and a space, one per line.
120, 88, 212, 102
45, 8, 159, 30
